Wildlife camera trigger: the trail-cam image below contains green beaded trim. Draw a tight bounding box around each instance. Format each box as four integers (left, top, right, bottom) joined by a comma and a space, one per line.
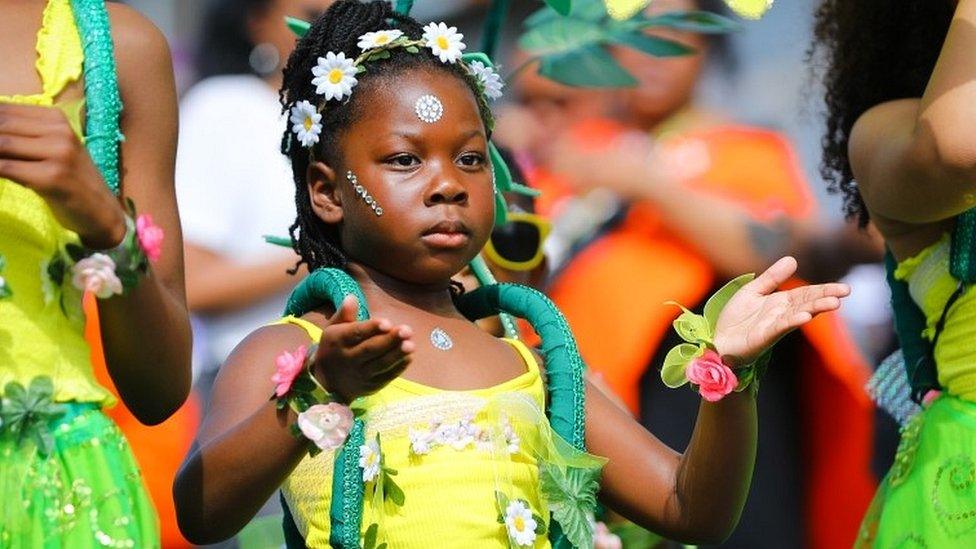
455, 283, 588, 452
283, 268, 369, 548
71, 0, 124, 195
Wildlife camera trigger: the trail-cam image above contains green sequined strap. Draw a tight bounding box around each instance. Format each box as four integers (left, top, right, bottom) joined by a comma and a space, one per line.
950, 210, 976, 283
71, 0, 124, 195
455, 283, 587, 452
283, 268, 369, 548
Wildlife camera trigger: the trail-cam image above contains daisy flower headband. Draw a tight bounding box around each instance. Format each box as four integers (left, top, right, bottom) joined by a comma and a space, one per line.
288, 22, 504, 151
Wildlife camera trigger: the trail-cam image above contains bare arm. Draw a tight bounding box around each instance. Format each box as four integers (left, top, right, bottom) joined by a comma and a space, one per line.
851, 0, 976, 225
174, 325, 313, 544
95, 5, 191, 424
174, 297, 413, 543
589, 257, 848, 543
588, 382, 756, 544
184, 243, 299, 313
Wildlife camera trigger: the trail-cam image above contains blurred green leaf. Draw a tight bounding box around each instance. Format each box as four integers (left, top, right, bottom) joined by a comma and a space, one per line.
637, 10, 741, 33
538, 45, 636, 87
613, 32, 695, 57
520, 18, 605, 55
543, 0, 573, 16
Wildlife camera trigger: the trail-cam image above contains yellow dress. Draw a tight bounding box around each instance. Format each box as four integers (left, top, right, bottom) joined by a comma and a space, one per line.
276, 316, 558, 548
0, 0, 112, 406
0, 1, 157, 546
858, 234, 976, 547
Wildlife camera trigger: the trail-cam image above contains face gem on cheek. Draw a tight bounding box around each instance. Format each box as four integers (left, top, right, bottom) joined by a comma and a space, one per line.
415, 94, 444, 123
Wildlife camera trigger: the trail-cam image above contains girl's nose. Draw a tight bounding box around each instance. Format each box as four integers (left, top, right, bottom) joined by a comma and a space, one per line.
425, 175, 468, 206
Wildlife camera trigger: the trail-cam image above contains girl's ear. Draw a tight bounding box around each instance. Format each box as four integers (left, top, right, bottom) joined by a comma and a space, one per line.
308, 161, 343, 223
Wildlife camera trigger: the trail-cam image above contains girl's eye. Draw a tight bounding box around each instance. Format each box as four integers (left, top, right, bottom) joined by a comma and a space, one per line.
387, 154, 420, 168
458, 152, 485, 167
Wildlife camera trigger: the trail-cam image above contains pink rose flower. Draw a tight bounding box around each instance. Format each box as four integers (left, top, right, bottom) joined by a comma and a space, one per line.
297, 403, 354, 451
686, 349, 738, 402
594, 521, 622, 549
136, 214, 165, 263
71, 253, 123, 299
271, 345, 308, 398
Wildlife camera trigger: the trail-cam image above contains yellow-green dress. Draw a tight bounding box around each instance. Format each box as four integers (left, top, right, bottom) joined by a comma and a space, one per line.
858, 234, 976, 547
0, 0, 157, 546
275, 315, 603, 548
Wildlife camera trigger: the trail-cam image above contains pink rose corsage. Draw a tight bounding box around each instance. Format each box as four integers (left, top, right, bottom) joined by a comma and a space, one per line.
297, 403, 354, 451
136, 214, 165, 263
272, 345, 308, 398
686, 349, 738, 402
660, 273, 771, 401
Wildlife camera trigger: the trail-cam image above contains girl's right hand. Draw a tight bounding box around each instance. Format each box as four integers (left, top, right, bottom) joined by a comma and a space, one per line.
311, 296, 414, 403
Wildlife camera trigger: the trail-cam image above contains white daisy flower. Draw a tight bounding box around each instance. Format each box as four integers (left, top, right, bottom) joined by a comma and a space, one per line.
468, 61, 504, 100
311, 52, 359, 101
408, 428, 434, 456
358, 439, 381, 483
357, 29, 404, 51
504, 500, 538, 547
422, 22, 465, 64
289, 101, 322, 148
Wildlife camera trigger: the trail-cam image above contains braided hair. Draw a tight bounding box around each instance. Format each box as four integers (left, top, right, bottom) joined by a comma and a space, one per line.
811, 0, 953, 226
279, 0, 493, 272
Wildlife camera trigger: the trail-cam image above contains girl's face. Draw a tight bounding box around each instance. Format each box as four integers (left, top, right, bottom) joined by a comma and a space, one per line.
312, 68, 494, 286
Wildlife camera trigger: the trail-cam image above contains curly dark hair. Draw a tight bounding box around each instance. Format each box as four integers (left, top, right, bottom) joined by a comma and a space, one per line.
279, 0, 492, 272
811, 0, 954, 226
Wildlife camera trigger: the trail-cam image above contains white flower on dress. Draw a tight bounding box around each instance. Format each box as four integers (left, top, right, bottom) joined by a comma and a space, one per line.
504, 500, 538, 547
71, 253, 122, 299
468, 60, 504, 100
503, 421, 521, 455
358, 439, 382, 482
311, 52, 358, 101
357, 29, 404, 51
408, 427, 435, 455
422, 22, 465, 64
289, 100, 323, 148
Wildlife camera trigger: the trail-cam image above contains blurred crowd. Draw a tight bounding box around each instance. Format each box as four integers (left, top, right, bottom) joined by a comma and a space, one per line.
122, 0, 898, 546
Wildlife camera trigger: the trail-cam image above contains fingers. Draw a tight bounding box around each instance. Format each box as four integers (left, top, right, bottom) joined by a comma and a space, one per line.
328, 295, 360, 326
750, 256, 799, 295
349, 324, 414, 368
0, 112, 63, 137
0, 158, 46, 188
0, 135, 53, 161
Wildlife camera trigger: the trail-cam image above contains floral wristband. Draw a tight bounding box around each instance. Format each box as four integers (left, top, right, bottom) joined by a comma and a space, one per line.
660, 273, 770, 402
57, 200, 163, 299
271, 343, 354, 455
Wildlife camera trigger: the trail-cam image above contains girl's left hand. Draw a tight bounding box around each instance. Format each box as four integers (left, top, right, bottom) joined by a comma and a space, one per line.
712, 256, 850, 365
0, 103, 125, 248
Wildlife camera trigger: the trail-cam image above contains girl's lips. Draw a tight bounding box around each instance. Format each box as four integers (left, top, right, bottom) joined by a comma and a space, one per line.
421, 219, 471, 249
421, 232, 470, 249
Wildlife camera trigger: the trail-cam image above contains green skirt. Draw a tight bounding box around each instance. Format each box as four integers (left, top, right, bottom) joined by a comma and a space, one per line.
0, 403, 158, 548
858, 395, 976, 548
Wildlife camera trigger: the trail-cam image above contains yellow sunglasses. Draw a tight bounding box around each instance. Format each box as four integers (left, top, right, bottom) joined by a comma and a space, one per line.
482, 212, 551, 272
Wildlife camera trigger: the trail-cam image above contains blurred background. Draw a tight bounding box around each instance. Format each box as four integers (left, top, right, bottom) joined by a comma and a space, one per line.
115, 1, 898, 547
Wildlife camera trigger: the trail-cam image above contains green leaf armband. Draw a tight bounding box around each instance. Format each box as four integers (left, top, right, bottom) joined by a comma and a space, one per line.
660, 273, 769, 401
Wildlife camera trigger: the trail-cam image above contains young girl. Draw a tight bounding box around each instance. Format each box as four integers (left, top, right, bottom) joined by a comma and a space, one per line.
814, 0, 976, 545
0, 0, 191, 545
173, 2, 849, 546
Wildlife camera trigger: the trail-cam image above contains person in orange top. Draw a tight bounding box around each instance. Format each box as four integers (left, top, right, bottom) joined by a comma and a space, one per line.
499, 0, 882, 546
